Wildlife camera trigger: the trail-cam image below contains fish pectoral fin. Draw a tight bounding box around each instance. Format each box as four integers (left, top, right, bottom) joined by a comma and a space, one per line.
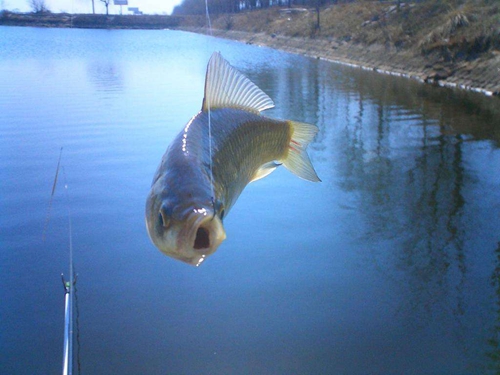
202, 52, 275, 113
250, 161, 282, 183
283, 121, 321, 182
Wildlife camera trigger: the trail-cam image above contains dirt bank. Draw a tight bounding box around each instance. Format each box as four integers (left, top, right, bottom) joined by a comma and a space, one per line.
184, 27, 499, 96
231, 31, 500, 95
179, 2, 500, 97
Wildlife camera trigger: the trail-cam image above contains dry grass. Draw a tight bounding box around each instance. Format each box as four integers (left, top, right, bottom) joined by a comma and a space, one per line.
209, 0, 499, 60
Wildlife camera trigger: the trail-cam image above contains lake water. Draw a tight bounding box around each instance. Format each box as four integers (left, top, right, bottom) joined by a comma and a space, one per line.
1, 26, 500, 374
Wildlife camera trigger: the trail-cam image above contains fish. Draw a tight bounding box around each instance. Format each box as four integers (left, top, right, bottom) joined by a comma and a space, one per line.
145, 52, 320, 266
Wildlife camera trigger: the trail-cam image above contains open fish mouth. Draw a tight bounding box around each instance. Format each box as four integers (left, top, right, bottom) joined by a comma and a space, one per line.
194, 226, 210, 249
176, 209, 226, 266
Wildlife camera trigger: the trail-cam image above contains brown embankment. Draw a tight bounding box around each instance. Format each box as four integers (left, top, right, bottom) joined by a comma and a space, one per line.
178, 2, 500, 97
184, 27, 500, 97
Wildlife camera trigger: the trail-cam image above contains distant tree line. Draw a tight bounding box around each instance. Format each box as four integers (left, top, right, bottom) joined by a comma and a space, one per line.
28, 0, 50, 13
172, 0, 340, 15
172, 0, 435, 15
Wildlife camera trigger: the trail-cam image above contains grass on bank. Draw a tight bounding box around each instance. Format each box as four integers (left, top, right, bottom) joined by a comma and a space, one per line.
209, 0, 500, 61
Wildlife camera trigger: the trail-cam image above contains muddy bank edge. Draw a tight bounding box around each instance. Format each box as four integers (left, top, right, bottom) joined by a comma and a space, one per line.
182, 27, 500, 98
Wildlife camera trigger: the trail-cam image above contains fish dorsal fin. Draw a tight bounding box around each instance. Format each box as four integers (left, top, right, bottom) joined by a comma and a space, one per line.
202, 52, 275, 113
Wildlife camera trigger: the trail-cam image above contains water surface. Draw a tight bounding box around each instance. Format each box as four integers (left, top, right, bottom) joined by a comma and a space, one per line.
1, 26, 500, 374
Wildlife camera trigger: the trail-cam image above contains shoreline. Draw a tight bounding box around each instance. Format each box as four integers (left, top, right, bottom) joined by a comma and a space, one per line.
2, 10, 498, 98
182, 27, 500, 98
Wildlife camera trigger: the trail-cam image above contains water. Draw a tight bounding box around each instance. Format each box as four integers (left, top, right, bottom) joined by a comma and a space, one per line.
1, 26, 499, 374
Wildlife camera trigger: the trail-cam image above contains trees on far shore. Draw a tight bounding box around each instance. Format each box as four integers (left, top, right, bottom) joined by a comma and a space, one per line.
28, 0, 49, 13
100, 0, 110, 15
172, 0, 331, 15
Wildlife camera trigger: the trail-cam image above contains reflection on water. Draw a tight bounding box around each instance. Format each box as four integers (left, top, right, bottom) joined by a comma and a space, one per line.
248, 55, 500, 371
328, 63, 499, 370
87, 61, 124, 93
1, 26, 499, 374
489, 243, 500, 374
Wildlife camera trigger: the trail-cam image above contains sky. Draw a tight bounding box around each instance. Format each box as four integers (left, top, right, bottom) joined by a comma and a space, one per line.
1, 0, 184, 15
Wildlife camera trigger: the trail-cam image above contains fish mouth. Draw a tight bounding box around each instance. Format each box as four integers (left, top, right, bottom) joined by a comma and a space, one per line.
194, 226, 210, 250
176, 210, 226, 266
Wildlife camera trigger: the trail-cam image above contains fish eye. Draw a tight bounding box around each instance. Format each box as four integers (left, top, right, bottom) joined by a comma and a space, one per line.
158, 211, 170, 228
214, 200, 225, 220
158, 203, 173, 228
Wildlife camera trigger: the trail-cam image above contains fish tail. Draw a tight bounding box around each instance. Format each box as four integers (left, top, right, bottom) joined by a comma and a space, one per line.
283, 121, 321, 182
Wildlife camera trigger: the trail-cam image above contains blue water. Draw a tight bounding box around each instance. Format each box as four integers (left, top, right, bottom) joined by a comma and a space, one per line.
1, 26, 500, 374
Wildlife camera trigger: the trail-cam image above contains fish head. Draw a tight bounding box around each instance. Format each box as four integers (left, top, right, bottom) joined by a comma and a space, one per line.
146, 183, 226, 266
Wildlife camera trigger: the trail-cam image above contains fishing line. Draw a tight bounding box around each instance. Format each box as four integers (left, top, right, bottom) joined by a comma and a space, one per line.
204, 0, 216, 210
207, 99, 215, 211
42, 147, 63, 241
204, 0, 213, 37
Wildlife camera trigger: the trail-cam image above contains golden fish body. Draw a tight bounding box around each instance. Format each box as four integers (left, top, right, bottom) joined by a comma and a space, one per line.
146, 52, 320, 266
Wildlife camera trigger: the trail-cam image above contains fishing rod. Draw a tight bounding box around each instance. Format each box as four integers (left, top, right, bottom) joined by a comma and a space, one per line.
60, 157, 76, 375
62, 273, 75, 375
45, 148, 78, 375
